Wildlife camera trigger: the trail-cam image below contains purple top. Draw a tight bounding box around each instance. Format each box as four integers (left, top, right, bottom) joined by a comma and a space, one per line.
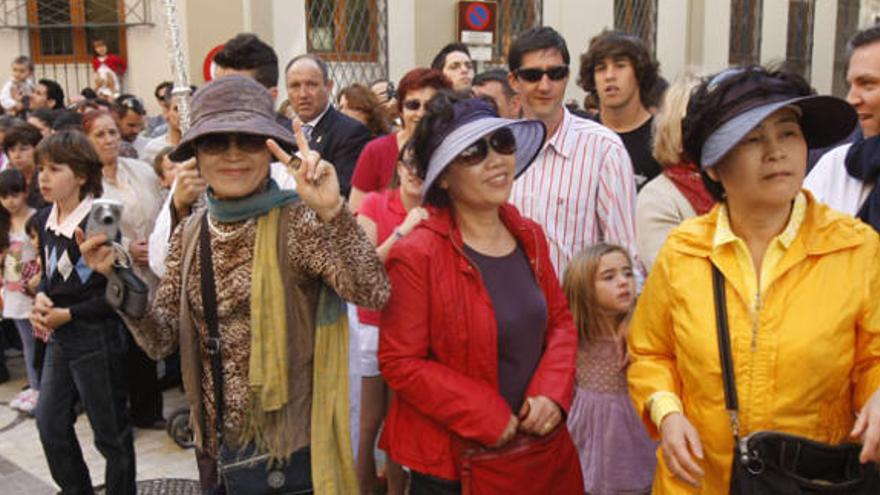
465, 243, 547, 411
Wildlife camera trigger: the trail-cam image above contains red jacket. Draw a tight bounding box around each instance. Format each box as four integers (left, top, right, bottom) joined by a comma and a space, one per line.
378, 203, 577, 480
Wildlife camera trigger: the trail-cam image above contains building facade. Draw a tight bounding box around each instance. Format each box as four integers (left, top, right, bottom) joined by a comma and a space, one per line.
0, 0, 879, 115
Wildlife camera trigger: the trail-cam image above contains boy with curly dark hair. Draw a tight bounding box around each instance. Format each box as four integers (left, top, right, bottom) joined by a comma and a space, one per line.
579, 30, 662, 189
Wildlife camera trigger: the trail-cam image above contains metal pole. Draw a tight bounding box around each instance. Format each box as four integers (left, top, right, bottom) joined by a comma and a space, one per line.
160, 0, 192, 134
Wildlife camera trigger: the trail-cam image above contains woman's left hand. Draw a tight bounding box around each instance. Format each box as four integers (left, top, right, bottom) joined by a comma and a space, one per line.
852, 388, 880, 463
518, 395, 563, 436
266, 121, 343, 222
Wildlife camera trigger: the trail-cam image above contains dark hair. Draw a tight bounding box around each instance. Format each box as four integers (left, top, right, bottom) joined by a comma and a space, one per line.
337, 84, 391, 135
0, 115, 20, 132
284, 54, 330, 83
472, 69, 516, 97
112, 94, 146, 117
214, 33, 280, 89
38, 79, 65, 110
29, 108, 58, 129
24, 213, 40, 237
681, 66, 813, 200
12, 56, 33, 72
396, 68, 452, 117
410, 89, 468, 207
848, 23, 880, 56
3, 123, 42, 150
578, 30, 659, 108
52, 111, 83, 132
154, 81, 173, 101
507, 27, 570, 72
35, 131, 104, 199
81, 87, 98, 100
0, 168, 27, 197
431, 43, 471, 71
152, 145, 175, 180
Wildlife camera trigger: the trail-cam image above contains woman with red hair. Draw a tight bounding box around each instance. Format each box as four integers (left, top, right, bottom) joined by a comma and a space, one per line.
348, 68, 451, 211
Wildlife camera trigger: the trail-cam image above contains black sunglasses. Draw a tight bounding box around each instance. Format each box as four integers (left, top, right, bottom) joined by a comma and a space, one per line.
514, 65, 570, 83
453, 128, 517, 166
403, 99, 425, 111
195, 133, 267, 155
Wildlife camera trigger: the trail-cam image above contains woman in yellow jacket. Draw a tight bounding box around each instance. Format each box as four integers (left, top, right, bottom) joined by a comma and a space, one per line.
628, 66, 880, 493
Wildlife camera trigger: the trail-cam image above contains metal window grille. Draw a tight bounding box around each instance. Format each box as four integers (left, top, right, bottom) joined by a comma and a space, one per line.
786, 0, 815, 82
833, 0, 860, 97
0, 0, 151, 102
729, 0, 763, 66
614, 0, 657, 54
306, 0, 388, 94
489, 0, 542, 65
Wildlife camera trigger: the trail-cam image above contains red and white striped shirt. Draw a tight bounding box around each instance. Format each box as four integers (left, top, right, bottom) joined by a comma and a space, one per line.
510, 108, 643, 282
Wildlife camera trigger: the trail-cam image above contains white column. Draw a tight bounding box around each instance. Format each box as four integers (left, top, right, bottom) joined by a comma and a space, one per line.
701, 0, 731, 73
657, 0, 689, 81
388, 0, 417, 84
811, 0, 838, 94
273, 0, 308, 90
242, 0, 252, 32
760, 0, 789, 65
544, 0, 614, 106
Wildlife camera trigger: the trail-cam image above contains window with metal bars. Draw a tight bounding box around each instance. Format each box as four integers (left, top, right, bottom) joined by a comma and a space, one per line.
786, 0, 815, 81
729, 0, 763, 66
307, 0, 380, 62
26, 0, 127, 64
614, 0, 657, 54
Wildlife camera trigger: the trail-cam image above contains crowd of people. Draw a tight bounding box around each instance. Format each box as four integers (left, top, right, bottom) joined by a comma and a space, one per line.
0, 19, 879, 495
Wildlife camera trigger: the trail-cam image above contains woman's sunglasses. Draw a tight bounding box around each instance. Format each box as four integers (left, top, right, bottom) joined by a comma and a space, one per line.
402, 99, 425, 111
453, 128, 517, 167
514, 65, 570, 83
195, 133, 267, 155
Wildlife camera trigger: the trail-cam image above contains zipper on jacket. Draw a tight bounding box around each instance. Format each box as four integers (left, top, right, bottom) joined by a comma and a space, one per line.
750, 290, 762, 352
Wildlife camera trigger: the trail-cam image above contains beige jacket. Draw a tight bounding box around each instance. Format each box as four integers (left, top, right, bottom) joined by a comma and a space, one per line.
636, 173, 697, 271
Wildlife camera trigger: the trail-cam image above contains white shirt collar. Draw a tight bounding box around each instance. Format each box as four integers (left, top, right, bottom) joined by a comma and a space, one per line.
46, 195, 94, 239
303, 102, 331, 127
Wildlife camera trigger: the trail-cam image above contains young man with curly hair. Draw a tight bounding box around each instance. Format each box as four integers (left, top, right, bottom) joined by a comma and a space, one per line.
579, 31, 662, 189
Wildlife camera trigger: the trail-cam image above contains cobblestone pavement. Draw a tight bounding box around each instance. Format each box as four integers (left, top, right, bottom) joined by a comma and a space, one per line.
0, 354, 199, 494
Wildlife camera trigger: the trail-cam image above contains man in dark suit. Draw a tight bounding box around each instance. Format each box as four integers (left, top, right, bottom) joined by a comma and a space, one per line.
285, 54, 372, 198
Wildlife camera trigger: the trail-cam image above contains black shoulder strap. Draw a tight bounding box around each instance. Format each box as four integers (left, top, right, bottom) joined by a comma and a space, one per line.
713, 264, 738, 413
199, 213, 224, 446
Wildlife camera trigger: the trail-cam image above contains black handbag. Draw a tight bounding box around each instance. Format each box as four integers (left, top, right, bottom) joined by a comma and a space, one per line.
199, 215, 312, 495
712, 266, 880, 494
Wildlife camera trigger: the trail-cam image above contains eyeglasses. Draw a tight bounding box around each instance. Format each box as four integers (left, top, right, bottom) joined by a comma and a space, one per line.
514, 65, 570, 83
195, 133, 267, 155
453, 128, 516, 166
403, 99, 425, 111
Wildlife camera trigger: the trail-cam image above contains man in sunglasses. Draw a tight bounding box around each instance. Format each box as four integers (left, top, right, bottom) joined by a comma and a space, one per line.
579, 31, 662, 190
112, 94, 148, 159
507, 27, 643, 282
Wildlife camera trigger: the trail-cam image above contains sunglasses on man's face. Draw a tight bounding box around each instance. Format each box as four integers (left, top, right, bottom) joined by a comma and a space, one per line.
453, 128, 517, 167
195, 133, 267, 155
514, 65, 570, 83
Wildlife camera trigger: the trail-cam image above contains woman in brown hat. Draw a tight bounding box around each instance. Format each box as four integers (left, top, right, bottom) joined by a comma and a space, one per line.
79, 75, 389, 494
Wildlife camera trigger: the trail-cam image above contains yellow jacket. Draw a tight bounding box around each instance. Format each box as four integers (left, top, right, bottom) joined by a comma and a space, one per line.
628, 191, 880, 494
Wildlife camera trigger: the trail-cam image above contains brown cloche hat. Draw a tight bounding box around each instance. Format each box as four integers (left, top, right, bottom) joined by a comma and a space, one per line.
169, 75, 295, 161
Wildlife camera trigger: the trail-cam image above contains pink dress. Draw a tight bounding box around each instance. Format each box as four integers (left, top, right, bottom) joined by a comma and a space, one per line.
567, 339, 657, 494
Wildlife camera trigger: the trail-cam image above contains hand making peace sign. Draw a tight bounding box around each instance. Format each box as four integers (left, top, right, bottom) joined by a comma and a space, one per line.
266, 121, 344, 222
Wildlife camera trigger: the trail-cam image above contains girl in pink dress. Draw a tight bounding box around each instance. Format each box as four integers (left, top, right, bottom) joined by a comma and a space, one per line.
564, 244, 656, 494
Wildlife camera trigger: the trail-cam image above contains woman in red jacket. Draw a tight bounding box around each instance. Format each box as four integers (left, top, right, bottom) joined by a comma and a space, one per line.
378, 92, 582, 494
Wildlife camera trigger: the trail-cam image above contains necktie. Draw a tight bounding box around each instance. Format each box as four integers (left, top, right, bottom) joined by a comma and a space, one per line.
301, 124, 314, 143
